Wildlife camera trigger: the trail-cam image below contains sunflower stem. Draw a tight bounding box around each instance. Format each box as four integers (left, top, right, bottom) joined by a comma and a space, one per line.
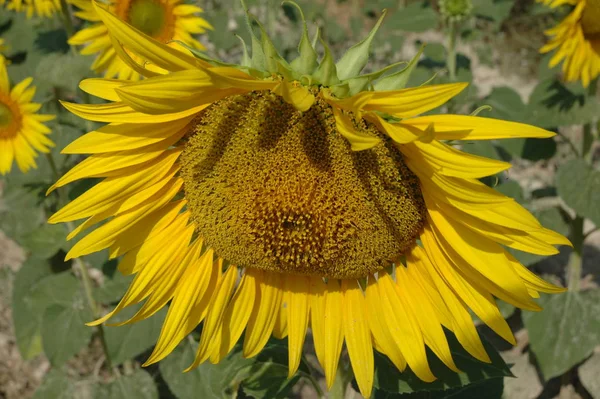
45, 152, 115, 373
567, 216, 584, 292
582, 78, 598, 164
447, 19, 458, 82
58, 0, 77, 54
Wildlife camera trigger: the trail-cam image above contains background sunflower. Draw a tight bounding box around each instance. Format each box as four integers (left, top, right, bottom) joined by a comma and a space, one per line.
0, 0, 61, 18
0, 61, 55, 175
67, 0, 212, 79
539, 0, 600, 87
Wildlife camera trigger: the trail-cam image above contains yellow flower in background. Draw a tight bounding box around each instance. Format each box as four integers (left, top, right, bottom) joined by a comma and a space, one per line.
68, 0, 212, 80
0, 0, 61, 18
0, 62, 55, 175
539, 0, 600, 87
51, 3, 570, 397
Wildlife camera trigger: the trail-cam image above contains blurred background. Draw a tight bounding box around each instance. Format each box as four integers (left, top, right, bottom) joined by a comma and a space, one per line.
1, 0, 599, 398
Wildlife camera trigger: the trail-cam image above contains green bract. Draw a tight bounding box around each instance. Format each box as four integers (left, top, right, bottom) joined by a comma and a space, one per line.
180, 0, 424, 98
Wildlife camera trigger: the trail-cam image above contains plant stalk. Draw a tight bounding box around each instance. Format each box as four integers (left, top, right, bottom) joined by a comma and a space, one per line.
567, 216, 584, 292
582, 78, 598, 163
447, 19, 458, 82
45, 152, 114, 372
59, 0, 77, 54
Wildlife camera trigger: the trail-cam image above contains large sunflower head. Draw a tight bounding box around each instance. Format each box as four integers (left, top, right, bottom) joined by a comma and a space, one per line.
539, 0, 600, 87
0, 0, 61, 18
51, 2, 570, 397
0, 62, 55, 175
67, 0, 212, 80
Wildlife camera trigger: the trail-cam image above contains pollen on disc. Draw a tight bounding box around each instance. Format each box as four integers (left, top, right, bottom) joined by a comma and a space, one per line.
180, 91, 426, 279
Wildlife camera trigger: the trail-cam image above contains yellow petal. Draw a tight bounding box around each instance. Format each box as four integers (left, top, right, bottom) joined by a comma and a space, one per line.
363, 83, 468, 117
377, 272, 436, 382
49, 149, 181, 223
271, 81, 315, 112
341, 279, 374, 398
365, 276, 407, 371
80, 78, 129, 101
60, 100, 207, 124
188, 265, 238, 368
216, 270, 257, 362
395, 266, 459, 372
286, 275, 310, 377
409, 245, 490, 363
402, 114, 555, 140
401, 140, 511, 179
243, 271, 283, 358
322, 281, 344, 389
144, 248, 216, 365
93, 1, 206, 72
331, 106, 381, 151
420, 225, 516, 345
62, 117, 193, 154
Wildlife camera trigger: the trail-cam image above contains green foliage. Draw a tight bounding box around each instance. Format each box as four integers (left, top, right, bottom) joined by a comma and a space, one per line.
523, 291, 600, 380
372, 332, 511, 395
42, 302, 94, 367
104, 305, 167, 366
95, 370, 159, 399
556, 159, 600, 226
389, 3, 438, 33
160, 338, 313, 399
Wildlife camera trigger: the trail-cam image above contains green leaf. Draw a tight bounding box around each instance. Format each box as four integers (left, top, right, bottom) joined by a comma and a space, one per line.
207, 11, 239, 51
241, 340, 311, 398
21, 224, 67, 258
32, 369, 73, 399
423, 43, 446, 63
484, 86, 526, 121
556, 159, 600, 226
374, 46, 424, 91
373, 331, 511, 394
95, 266, 133, 304
507, 207, 569, 266
495, 180, 524, 203
0, 184, 45, 243
523, 290, 600, 380
525, 79, 600, 128
42, 302, 94, 367
389, 3, 437, 32
103, 305, 167, 366
160, 339, 254, 399
460, 141, 501, 161
579, 352, 600, 397
371, 376, 504, 398
12, 257, 54, 359
336, 10, 387, 80
472, 0, 515, 27
497, 138, 557, 162
287, 1, 318, 75
95, 370, 158, 399
313, 36, 340, 87
33, 52, 95, 96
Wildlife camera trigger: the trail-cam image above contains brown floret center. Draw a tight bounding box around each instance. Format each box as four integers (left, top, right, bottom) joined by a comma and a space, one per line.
180, 91, 426, 279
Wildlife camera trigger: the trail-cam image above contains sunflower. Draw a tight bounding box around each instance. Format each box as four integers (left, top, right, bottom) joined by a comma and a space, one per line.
67, 0, 212, 80
0, 62, 55, 175
0, 0, 61, 18
50, 2, 570, 397
539, 0, 600, 87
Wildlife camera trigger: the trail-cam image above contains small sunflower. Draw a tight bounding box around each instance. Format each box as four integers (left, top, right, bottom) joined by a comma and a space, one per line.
0, 62, 55, 175
0, 0, 61, 18
539, 0, 600, 87
51, 3, 570, 397
68, 0, 212, 80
